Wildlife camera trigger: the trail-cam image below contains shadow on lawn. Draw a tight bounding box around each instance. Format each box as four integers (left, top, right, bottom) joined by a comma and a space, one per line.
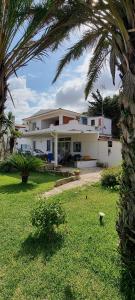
0, 172, 60, 194
64, 285, 76, 300
17, 232, 64, 262
5, 171, 60, 184
120, 268, 135, 300
0, 182, 36, 194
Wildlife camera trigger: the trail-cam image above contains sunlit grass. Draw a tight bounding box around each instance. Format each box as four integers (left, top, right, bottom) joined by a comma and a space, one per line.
0, 173, 123, 300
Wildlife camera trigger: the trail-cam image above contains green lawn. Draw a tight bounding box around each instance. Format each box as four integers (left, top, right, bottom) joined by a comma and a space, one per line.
0, 172, 123, 300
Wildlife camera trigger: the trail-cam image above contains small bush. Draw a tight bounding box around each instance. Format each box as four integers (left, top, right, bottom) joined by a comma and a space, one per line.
101, 166, 122, 189
31, 200, 66, 237
0, 160, 14, 173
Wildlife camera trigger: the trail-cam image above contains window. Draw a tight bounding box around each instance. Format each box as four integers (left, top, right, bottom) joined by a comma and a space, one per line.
82, 117, 88, 125
59, 137, 71, 142
32, 122, 36, 130
21, 144, 28, 150
73, 142, 81, 152
108, 140, 112, 148
91, 119, 95, 126
47, 140, 51, 151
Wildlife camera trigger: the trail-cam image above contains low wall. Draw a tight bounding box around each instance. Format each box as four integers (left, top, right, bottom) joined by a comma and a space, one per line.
55, 175, 80, 187
76, 160, 97, 168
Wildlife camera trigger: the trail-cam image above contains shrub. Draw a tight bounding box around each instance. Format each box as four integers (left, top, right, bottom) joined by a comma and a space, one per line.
0, 160, 14, 173
10, 153, 44, 183
101, 166, 122, 189
31, 200, 66, 237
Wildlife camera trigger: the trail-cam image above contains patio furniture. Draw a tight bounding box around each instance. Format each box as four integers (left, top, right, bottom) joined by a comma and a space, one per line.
47, 153, 54, 162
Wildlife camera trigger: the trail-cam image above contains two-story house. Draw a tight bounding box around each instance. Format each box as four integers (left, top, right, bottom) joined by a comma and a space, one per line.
17, 108, 122, 167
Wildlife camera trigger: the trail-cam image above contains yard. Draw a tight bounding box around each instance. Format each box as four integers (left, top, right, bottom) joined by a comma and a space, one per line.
0, 172, 126, 299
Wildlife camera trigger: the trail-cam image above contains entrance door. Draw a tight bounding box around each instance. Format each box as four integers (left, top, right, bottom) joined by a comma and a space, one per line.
58, 137, 71, 162
58, 141, 71, 155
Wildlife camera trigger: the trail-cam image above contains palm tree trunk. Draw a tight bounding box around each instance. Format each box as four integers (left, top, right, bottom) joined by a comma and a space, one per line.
117, 93, 135, 274
0, 65, 8, 160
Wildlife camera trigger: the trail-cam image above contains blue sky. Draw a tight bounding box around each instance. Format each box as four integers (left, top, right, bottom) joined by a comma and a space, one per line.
8, 37, 119, 123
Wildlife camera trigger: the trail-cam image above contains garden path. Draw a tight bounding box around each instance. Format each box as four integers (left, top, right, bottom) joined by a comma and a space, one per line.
44, 167, 101, 197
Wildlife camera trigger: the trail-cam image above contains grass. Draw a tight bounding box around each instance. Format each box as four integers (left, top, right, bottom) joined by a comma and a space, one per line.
0, 172, 124, 299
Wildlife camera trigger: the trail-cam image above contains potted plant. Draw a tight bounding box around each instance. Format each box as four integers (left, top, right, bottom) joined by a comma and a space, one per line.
74, 169, 80, 178
10, 153, 44, 183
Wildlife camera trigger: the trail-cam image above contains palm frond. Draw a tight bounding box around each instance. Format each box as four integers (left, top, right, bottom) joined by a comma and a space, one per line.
53, 29, 101, 83
85, 35, 110, 99
110, 45, 117, 85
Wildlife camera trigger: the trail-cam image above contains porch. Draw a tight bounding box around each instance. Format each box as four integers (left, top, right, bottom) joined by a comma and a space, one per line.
21, 129, 99, 168
48, 131, 99, 168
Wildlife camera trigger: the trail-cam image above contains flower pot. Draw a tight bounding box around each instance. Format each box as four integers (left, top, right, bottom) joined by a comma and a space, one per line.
22, 175, 29, 183
74, 170, 80, 176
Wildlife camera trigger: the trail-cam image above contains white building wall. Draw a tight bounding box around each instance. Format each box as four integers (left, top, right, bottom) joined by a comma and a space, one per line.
17, 137, 32, 151
26, 118, 41, 131
87, 117, 112, 135
70, 133, 98, 159
30, 136, 53, 153
103, 119, 112, 135
97, 140, 122, 167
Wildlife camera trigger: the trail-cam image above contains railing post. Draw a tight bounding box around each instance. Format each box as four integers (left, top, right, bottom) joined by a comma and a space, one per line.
54, 133, 58, 166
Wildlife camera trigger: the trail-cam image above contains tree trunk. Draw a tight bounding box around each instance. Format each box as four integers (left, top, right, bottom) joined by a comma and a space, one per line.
21, 171, 29, 183
0, 64, 8, 160
9, 136, 15, 154
117, 92, 135, 275
22, 175, 29, 183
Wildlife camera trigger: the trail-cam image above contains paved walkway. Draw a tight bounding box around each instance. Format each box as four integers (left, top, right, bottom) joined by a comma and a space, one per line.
44, 167, 101, 198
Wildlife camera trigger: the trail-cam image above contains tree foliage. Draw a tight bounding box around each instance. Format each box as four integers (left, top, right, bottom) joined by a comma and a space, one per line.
0, 0, 80, 130
88, 90, 121, 138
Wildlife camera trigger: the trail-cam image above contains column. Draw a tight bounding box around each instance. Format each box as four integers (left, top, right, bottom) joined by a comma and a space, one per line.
54, 133, 58, 166
59, 114, 63, 125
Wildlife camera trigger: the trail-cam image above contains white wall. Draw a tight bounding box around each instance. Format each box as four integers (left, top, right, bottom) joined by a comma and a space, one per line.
17, 137, 32, 151
71, 133, 98, 159
26, 118, 41, 131
97, 140, 122, 167
87, 117, 112, 135
17, 136, 53, 153
30, 137, 53, 153
17, 132, 122, 167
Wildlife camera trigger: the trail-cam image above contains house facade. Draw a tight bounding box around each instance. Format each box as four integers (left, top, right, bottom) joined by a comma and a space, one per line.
17, 108, 122, 168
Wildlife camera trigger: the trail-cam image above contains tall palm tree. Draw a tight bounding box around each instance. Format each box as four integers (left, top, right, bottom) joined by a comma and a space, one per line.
5, 111, 22, 154
0, 0, 74, 137
52, 0, 135, 273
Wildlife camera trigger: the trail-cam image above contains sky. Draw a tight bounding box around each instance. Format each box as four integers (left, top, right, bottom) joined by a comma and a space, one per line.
7, 34, 120, 124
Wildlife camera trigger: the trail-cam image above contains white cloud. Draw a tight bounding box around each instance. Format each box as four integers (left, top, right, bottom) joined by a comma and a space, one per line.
6, 53, 120, 123
7, 77, 55, 122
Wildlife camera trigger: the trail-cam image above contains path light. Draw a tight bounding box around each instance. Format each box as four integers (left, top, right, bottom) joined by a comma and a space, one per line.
99, 212, 105, 225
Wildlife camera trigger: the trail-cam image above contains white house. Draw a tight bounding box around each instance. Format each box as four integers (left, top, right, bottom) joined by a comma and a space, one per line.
17, 108, 122, 168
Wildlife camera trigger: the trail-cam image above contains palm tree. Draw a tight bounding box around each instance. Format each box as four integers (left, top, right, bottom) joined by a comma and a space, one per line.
0, 0, 74, 137
52, 0, 135, 273
10, 153, 44, 183
5, 112, 22, 154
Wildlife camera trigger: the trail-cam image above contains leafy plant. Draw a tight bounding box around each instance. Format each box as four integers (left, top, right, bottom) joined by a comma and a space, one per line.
10, 153, 44, 183
0, 160, 14, 173
31, 200, 66, 238
101, 167, 122, 189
